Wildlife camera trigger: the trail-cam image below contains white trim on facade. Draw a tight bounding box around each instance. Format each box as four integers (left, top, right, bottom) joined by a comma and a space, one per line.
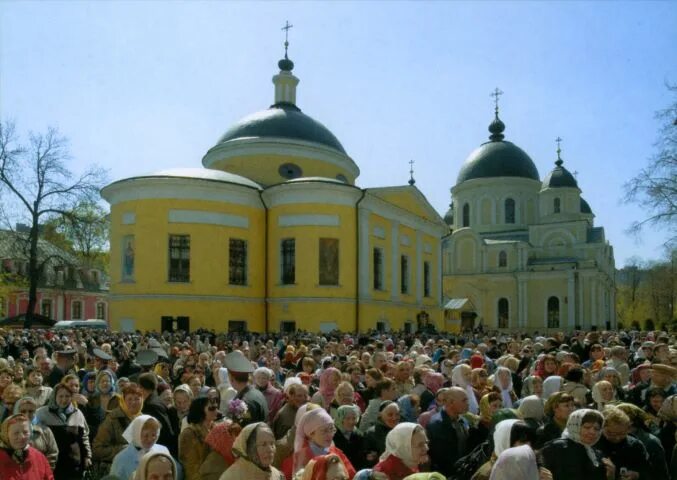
278, 214, 340, 227
168, 209, 250, 228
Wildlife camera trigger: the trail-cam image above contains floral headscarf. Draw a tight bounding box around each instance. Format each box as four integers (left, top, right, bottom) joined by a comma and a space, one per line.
335, 404, 360, 434
47, 384, 75, 422
380, 422, 423, 468
0, 414, 30, 464
562, 409, 604, 467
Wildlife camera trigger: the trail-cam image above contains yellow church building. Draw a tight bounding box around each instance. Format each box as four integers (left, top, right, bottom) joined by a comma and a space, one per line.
102, 48, 449, 333
442, 107, 616, 332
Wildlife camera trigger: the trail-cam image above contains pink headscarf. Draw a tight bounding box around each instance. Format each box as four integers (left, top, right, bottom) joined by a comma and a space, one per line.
319, 367, 341, 407
423, 372, 445, 394
293, 408, 334, 474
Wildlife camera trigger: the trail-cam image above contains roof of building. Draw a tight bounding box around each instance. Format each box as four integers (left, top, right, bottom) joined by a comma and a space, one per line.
456, 114, 540, 184
443, 204, 454, 226
215, 103, 347, 155
542, 159, 579, 189
580, 197, 593, 214
135, 168, 262, 189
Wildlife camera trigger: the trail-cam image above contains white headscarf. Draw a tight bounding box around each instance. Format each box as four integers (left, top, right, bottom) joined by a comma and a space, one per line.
123, 414, 161, 449
489, 445, 539, 480
217, 368, 230, 388
542, 376, 563, 400
379, 422, 422, 468
494, 367, 514, 408
517, 395, 545, 421
493, 419, 519, 457
133, 451, 176, 480
562, 409, 604, 467
452, 364, 479, 414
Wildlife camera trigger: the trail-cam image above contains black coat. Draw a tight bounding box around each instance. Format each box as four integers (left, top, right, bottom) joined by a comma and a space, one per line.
535, 418, 563, 449
142, 392, 178, 457
425, 410, 470, 477
596, 434, 649, 479
333, 429, 366, 470
364, 420, 391, 466
539, 438, 607, 480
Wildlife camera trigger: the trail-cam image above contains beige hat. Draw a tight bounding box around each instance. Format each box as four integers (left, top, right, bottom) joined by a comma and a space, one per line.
651, 363, 677, 378
224, 351, 254, 373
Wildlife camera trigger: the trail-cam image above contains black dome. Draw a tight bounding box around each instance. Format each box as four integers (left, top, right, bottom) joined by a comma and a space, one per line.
444, 204, 454, 226
543, 160, 578, 189
457, 140, 540, 184
580, 197, 592, 214
216, 103, 346, 154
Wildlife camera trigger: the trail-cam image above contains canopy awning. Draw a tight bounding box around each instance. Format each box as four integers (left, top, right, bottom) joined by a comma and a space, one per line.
443, 298, 474, 311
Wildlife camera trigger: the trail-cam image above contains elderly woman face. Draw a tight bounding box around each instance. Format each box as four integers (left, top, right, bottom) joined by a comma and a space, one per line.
253, 427, 276, 468
336, 386, 354, 405
579, 421, 602, 446
599, 383, 614, 401
124, 392, 143, 416
17, 401, 37, 422
342, 411, 358, 432
8, 419, 31, 450
159, 389, 173, 408
254, 372, 270, 388
98, 374, 112, 393
381, 404, 401, 429
145, 455, 174, 480
532, 378, 544, 396
3, 385, 22, 405
497, 370, 511, 389
411, 428, 429, 465
309, 422, 337, 448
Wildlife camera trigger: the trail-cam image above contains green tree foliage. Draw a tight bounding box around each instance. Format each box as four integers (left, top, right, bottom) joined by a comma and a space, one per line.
624, 84, 677, 246
0, 121, 107, 322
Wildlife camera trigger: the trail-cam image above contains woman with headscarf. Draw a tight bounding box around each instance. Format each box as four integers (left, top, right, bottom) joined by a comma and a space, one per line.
489, 445, 541, 480
520, 376, 544, 399
468, 392, 502, 451
471, 368, 492, 403
493, 367, 517, 408
312, 367, 342, 411
471, 418, 520, 480
273, 402, 319, 469
372, 423, 429, 480
333, 405, 365, 471
301, 453, 350, 480
199, 419, 241, 480
541, 376, 562, 402
452, 364, 479, 414
364, 401, 400, 467
133, 451, 177, 480
397, 395, 420, 423
83, 370, 116, 442
286, 407, 355, 480
0, 414, 54, 480
92, 382, 144, 465
219, 422, 284, 480
36, 383, 92, 479
590, 380, 616, 411
110, 415, 172, 480
419, 372, 444, 412
13, 396, 58, 470
517, 395, 545, 431
540, 409, 615, 480
179, 396, 218, 480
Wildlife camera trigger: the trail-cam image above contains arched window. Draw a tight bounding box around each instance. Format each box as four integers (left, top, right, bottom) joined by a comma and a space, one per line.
462, 203, 470, 227
498, 298, 509, 329
498, 251, 507, 267
505, 198, 515, 224
547, 296, 560, 328
554, 198, 561, 214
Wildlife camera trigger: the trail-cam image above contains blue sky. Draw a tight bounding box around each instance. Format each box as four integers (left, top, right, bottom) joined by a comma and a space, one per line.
1, 1, 675, 266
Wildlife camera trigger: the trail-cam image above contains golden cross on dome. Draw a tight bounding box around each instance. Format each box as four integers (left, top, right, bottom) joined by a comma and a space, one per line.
282, 21, 293, 56
490, 87, 504, 115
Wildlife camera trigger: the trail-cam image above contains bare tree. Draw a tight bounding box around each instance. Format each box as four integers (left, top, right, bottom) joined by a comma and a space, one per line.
0, 121, 107, 324
624, 84, 677, 246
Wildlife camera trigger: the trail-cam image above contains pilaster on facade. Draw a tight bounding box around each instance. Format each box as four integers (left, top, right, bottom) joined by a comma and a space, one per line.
358, 208, 371, 300
390, 221, 400, 301
415, 231, 423, 304
567, 270, 576, 329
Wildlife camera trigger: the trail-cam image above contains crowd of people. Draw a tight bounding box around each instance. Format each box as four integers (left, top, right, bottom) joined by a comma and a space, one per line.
0, 326, 675, 480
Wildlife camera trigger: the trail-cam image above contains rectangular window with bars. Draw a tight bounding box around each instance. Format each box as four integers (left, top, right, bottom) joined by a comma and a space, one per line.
319, 238, 339, 285
71, 301, 82, 319
229, 238, 247, 285
41, 299, 52, 318
401, 255, 409, 294
168, 235, 190, 282
281, 238, 295, 284
373, 247, 384, 290
96, 303, 106, 320
424, 261, 431, 297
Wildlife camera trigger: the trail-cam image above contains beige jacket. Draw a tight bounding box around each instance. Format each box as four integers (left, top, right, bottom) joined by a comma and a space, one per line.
219, 457, 285, 480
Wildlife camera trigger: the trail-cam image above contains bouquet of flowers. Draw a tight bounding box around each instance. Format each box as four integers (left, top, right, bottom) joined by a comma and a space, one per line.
226, 398, 251, 425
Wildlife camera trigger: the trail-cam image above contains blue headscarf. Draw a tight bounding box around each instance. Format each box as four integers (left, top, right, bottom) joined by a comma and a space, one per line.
397, 395, 419, 422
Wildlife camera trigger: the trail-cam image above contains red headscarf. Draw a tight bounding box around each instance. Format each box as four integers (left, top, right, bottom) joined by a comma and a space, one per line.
302, 454, 345, 480
205, 419, 241, 466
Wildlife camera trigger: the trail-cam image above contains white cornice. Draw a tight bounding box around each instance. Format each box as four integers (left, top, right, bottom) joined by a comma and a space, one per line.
361, 193, 448, 238
202, 137, 360, 179
452, 177, 541, 195
101, 177, 264, 209
262, 182, 363, 208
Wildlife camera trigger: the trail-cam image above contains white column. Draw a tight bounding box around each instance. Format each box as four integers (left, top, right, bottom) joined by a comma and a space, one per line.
415, 231, 423, 304
610, 284, 616, 329
518, 279, 527, 328
358, 208, 371, 299
390, 222, 399, 300
567, 271, 576, 330
578, 274, 585, 329
598, 278, 604, 328
591, 280, 598, 327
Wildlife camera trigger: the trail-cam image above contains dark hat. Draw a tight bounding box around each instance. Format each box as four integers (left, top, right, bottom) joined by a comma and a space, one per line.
136, 349, 159, 367
92, 348, 112, 361
56, 349, 77, 357
224, 351, 254, 373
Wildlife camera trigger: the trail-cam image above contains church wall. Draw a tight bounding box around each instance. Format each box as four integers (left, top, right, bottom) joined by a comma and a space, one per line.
524, 276, 568, 331
215, 153, 356, 186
